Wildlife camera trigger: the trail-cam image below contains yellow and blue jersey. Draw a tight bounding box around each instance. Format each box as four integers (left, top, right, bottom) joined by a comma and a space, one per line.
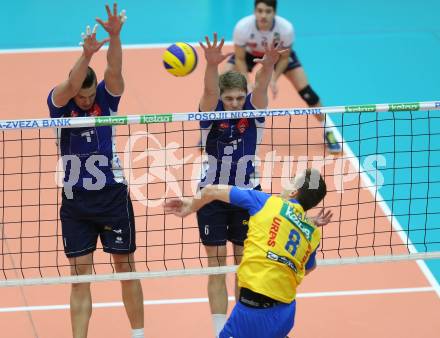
230, 186, 321, 303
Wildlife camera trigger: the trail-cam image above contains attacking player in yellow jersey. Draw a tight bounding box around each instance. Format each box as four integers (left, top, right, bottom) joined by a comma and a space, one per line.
164, 168, 332, 338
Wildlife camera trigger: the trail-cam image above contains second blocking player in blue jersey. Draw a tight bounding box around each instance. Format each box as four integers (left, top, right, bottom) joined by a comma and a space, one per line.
197, 32, 288, 337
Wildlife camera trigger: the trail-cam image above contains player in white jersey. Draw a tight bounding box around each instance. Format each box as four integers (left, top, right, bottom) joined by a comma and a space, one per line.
225, 0, 342, 153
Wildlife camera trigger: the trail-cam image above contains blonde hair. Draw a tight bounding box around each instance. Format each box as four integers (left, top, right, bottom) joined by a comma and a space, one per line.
219, 71, 247, 95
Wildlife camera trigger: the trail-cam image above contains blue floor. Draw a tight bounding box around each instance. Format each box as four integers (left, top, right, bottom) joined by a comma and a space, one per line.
4, 0, 440, 281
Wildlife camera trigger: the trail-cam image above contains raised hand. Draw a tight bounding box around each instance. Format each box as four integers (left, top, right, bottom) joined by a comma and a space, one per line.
199, 33, 233, 66
253, 41, 289, 68
270, 78, 278, 99
309, 208, 333, 227
96, 3, 127, 37
79, 24, 110, 58
163, 198, 193, 217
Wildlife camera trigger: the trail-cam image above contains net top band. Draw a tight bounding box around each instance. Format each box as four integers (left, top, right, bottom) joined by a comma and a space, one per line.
1, 101, 439, 130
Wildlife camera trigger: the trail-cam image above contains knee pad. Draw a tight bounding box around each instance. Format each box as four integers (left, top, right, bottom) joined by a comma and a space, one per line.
298, 85, 320, 106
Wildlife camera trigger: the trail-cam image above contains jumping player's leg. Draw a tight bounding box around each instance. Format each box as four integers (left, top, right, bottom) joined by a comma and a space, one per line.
197, 201, 230, 337
205, 245, 229, 313
284, 66, 342, 153
69, 253, 94, 338
61, 188, 98, 338
97, 184, 144, 337
205, 244, 228, 337
113, 253, 145, 337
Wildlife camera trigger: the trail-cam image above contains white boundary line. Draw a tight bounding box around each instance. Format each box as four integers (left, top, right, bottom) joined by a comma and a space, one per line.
325, 115, 440, 298
0, 286, 435, 313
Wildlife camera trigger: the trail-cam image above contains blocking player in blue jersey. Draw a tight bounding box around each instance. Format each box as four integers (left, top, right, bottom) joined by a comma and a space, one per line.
46, 4, 144, 338
197, 32, 288, 337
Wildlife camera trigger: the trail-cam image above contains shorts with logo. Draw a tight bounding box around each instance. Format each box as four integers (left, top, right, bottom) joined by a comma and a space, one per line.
197, 200, 249, 246
196, 186, 261, 246
227, 50, 301, 73
219, 300, 296, 338
60, 183, 136, 258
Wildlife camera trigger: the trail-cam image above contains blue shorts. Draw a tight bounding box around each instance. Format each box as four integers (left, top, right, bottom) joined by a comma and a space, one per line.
220, 300, 296, 338
60, 183, 136, 258
227, 50, 301, 73
197, 200, 249, 246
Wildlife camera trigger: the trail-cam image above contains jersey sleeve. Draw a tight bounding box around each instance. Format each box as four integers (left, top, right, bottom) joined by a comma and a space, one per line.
47, 89, 69, 118
229, 187, 270, 215
245, 94, 256, 110
100, 80, 121, 113
233, 17, 249, 47
281, 20, 295, 47
305, 248, 317, 270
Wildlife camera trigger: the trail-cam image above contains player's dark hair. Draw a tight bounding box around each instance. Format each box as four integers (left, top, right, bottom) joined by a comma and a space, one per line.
81, 67, 97, 89
255, 0, 277, 11
296, 168, 327, 211
219, 71, 247, 95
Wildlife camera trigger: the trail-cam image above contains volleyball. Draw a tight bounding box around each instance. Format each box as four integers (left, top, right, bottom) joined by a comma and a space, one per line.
162, 42, 198, 77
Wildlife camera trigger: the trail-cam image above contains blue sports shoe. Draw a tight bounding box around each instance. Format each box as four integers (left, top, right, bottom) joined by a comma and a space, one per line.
325, 130, 342, 153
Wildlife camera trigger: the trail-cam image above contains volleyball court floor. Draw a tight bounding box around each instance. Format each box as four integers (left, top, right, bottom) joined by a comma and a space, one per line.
0, 46, 439, 338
